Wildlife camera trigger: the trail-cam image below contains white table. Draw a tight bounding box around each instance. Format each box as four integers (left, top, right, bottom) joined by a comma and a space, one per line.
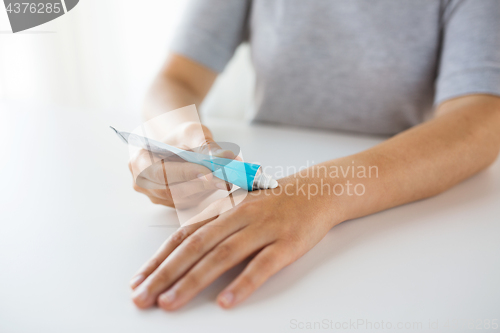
1, 103, 499, 333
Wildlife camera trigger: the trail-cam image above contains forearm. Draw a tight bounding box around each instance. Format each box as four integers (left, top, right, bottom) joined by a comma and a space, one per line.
141, 54, 216, 137
316, 95, 500, 225
143, 76, 200, 119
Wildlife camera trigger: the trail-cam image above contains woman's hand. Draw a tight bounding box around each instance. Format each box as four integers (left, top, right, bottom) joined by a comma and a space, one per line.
129, 174, 342, 310
129, 122, 235, 208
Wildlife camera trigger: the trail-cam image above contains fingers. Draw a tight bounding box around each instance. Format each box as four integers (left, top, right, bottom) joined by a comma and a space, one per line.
132, 180, 174, 207
130, 220, 212, 289
137, 159, 229, 194
130, 139, 239, 198
133, 174, 229, 208
131, 214, 250, 309
194, 140, 236, 160
139, 160, 214, 185
156, 226, 276, 311
217, 242, 294, 309
134, 176, 166, 190
182, 195, 236, 226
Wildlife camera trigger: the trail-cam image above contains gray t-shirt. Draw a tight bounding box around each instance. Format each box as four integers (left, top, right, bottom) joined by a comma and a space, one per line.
170, 0, 500, 135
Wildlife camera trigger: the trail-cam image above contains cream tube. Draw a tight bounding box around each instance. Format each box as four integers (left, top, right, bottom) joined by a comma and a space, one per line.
111, 127, 278, 191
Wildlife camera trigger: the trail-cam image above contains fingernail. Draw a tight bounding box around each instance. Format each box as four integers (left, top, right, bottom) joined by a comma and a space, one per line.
215, 182, 227, 190
197, 173, 207, 180
132, 284, 149, 303
218, 291, 234, 308
130, 274, 145, 289
159, 289, 176, 304
213, 149, 224, 156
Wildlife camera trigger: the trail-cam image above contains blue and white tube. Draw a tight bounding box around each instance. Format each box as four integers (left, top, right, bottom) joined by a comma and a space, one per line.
111, 127, 278, 191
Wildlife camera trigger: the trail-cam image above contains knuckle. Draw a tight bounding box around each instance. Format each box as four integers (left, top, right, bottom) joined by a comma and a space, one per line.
151, 270, 171, 289
213, 244, 233, 262
257, 255, 274, 271
184, 234, 204, 254
239, 274, 257, 291
182, 273, 200, 289
170, 228, 187, 244
146, 257, 160, 270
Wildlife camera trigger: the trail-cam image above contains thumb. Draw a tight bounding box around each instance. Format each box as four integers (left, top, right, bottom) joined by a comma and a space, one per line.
194, 139, 237, 160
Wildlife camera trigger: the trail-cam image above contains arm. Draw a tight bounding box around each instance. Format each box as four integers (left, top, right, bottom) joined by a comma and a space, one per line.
320, 94, 500, 222
129, 94, 500, 311
141, 53, 216, 132
129, 54, 238, 207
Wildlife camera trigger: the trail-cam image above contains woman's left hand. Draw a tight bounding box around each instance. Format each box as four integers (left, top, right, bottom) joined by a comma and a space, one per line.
129, 174, 342, 310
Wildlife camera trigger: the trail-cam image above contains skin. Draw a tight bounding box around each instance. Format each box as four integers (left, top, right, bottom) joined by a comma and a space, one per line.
130, 122, 236, 209
128, 53, 500, 310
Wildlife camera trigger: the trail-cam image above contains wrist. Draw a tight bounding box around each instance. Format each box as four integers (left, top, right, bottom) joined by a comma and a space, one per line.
276, 173, 348, 229
311, 156, 381, 225
283, 157, 379, 228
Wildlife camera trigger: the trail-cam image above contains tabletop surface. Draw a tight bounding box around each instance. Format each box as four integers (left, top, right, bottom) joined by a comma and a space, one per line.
1, 103, 499, 333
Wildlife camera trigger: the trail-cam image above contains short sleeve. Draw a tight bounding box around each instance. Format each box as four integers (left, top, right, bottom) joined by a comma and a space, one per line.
435, 0, 500, 106
169, 0, 251, 73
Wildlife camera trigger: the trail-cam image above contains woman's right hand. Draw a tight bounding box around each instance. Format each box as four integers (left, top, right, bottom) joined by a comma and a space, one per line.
128, 122, 235, 208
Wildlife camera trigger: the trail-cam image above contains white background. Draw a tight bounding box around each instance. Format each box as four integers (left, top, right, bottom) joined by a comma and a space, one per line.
0, 0, 254, 119
1, 103, 499, 332
1, 2, 499, 332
